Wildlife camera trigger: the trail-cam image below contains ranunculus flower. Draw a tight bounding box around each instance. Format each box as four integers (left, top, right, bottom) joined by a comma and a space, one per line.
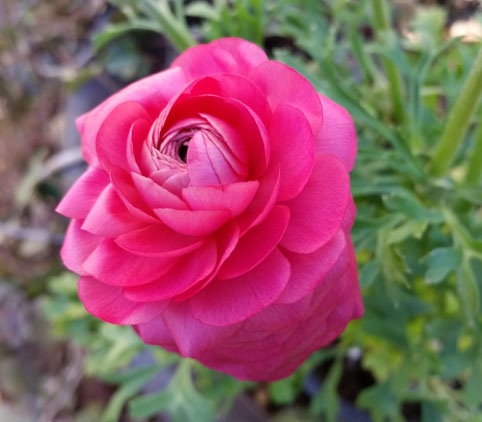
56, 38, 363, 381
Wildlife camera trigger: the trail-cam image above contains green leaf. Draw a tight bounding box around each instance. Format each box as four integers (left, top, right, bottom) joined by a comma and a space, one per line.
128, 389, 172, 419
129, 361, 215, 422
422, 247, 462, 284
309, 359, 342, 421
357, 382, 400, 420
359, 260, 379, 288
269, 375, 298, 405
382, 192, 442, 222
101, 365, 159, 422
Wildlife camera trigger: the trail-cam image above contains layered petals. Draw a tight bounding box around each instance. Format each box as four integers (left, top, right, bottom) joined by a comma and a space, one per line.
58, 37, 361, 382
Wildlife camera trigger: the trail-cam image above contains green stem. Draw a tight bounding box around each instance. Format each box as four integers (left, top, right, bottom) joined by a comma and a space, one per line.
430, 45, 482, 177
465, 112, 482, 184
371, 0, 405, 124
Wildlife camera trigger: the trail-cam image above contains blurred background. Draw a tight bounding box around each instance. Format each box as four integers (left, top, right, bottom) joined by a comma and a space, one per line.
1, 0, 482, 421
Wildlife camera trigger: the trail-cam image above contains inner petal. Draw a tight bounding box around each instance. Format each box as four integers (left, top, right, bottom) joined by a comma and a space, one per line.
187, 130, 242, 186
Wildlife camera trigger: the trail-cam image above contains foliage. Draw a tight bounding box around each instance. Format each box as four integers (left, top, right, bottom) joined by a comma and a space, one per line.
45, 0, 482, 421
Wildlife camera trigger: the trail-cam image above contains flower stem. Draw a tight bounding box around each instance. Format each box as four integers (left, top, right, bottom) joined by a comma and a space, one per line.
371, 0, 405, 124
430, 45, 482, 177
464, 112, 482, 185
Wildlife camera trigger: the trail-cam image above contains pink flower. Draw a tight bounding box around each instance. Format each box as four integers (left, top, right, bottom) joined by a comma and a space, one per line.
56, 38, 363, 381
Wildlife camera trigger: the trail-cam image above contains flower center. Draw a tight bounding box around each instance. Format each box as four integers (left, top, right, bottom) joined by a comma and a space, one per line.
178, 140, 189, 163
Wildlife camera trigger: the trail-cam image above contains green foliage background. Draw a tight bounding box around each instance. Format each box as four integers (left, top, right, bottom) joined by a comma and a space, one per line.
45, 0, 482, 421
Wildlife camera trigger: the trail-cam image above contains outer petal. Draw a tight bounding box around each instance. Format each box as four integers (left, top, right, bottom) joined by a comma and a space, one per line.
60, 220, 101, 275
78, 276, 167, 325
162, 303, 240, 356
315, 94, 357, 171
236, 166, 280, 234
173, 222, 240, 301
280, 155, 350, 254
123, 238, 217, 301
55, 167, 109, 219
110, 168, 159, 223
189, 248, 291, 326
218, 205, 290, 279
79, 67, 187, 166
268, 105, 315, 201
171, 37, 268, 79
250, 61, 323, 135
82, 184, 145, 238
96, 102, 151, 172
276, 230, 346, 304
82, 239, 176, 286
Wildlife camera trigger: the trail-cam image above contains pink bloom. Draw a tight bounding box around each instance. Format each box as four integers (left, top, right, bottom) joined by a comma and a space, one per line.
57, 38, 363, 381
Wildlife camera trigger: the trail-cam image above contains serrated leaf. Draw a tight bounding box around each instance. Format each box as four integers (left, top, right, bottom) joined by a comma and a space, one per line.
422, 247, 462, 284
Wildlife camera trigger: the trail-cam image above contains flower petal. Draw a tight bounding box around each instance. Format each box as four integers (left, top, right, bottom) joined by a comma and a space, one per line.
79, 67, 187, 166
115, 224, 204, 258
55, 167, 109, 219
250, 61, 323, 135
218, 205, 290, 279
162, 302, 240, 356
82, 239, 176, 286
60, 220, 101, 275
280, 155, 350, 253
123, 238, 217, 301
78, 276, 167, 325
131, 172, 188, 210
153, 208, 231, 237
316, 94, 357, 171
186, 74, 272, 125
82, 184, 145, 238
268, 105, 315, 201
236, 166, 280, 234
276, 230, 346, 304
189, 247, 291, 326
96, 102, 151, 171
171, 37, 268, 79
182, 181, 259, 217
